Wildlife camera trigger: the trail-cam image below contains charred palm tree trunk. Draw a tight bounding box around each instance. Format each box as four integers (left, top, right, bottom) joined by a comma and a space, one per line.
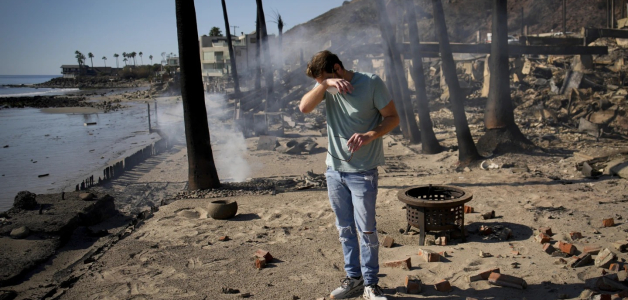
432, 0, 481, 165
376, 0, 421, 144
221, 0, 240, 94
406, 2, 442, 154
256, 0, 274, 110
255, 16, 261, 90
477, 0, 533, 154
175, 0, 220, 189
384, 49, 409, 136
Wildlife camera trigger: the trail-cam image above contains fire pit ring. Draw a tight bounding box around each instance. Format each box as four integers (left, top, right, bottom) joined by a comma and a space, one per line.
397, 184, 472, 245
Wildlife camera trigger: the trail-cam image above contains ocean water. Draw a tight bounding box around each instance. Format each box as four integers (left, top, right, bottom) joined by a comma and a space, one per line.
0, 75, 79, 97
0, 96, 162, 212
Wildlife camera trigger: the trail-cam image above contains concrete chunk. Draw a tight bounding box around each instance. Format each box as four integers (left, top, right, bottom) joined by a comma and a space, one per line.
382, 257, 411, 270
418, 248, 440, 262
595, 248, 617, 268
405, 275, 422, 294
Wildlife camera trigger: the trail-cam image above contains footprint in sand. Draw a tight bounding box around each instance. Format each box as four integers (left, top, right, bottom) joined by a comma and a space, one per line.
174, 207, 208, 219
186, 257, 203, 269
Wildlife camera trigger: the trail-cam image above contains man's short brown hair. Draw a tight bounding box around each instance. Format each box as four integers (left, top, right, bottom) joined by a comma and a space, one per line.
305, 50, 345, 79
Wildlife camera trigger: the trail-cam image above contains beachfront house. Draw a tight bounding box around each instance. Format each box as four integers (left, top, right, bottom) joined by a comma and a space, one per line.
61, 65, 118, 78
199, 32, 279, 90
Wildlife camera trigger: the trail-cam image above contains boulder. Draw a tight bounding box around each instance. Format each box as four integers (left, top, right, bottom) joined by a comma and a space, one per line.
13, 191, 37, 210
9, 226, 30, 239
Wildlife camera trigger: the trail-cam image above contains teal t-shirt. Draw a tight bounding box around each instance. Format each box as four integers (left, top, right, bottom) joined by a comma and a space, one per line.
322, 71, 392, 172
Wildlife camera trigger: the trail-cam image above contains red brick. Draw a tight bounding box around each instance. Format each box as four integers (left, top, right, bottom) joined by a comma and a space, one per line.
381, 236, 394, 248
383, 257, 411, 270
479, 225, 493, 235
609, 263, 621, 272
570, 232, 583, 240
538, 227, 553, 236
255, 257, 266, 269
418, 249, 440, 262
558, 241, 577, 255
583, 245, 602, 255
488, 272, 527, 289
543, 243, 556, 254
218, 236, 230, 241
434, 279, 452, 292
435, 236, 448, 246
603, 218, 615, 227
464, 205, 474, 214
468, 268, 500, 282
535, 233, 550, 244
254, 249, 273, 262
405, 275, 422, 294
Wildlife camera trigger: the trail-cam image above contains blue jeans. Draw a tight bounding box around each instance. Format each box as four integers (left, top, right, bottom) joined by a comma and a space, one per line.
325, 167, 379, 285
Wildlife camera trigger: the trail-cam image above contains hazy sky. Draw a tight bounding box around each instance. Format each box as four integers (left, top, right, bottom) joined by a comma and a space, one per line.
0, 0, 345, 75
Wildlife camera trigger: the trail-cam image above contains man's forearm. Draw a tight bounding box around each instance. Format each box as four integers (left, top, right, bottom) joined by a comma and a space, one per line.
299, 84, 326, 113
367, 115, 400, 140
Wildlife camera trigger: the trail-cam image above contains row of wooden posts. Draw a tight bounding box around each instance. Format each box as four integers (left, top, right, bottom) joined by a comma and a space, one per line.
74, 137, 171, 192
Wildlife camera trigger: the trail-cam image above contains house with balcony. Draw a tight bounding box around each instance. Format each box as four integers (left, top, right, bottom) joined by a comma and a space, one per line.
199, 32, 279, 86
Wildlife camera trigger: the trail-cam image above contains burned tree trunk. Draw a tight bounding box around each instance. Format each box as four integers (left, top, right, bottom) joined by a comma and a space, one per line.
376, 0, 421, 144
432, 0, 482, 165
256, 0, 275, 110
175, 0, 220, 189
406, 2, 443, 154
221, 0, 240, 95
255, 16, 261, 90
477, 0, 533, 154
384, 49, 410, 136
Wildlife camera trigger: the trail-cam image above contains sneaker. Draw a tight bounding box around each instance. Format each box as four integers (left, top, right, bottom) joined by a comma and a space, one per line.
363, 284, 387, 300
329, 276, 364, 299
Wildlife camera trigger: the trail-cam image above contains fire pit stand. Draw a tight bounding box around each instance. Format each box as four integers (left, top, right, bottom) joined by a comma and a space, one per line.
397, 184, 473, 245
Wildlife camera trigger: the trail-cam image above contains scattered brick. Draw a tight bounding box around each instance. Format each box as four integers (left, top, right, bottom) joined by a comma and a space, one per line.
464, 205, 474, 214
535, 233, 551, 244
557, 241, 576, 255
383, 257, 411, 270
543, 243, 556, 254
468, 268, 500, 282
418, 249, 441, 262
538, 227, 553, 236
405, 275, 422, 294
488, 272, 527, 289
435, 236, 448, 246
479, 250, 492, 258
612, 240, 627, 252
570, 232, 583, 240
255, 249, 274, 262
583, 245, 602, 255
433, 279, 452, 292
218, 236, 230, 241
255, 257, 266, 269
602, 218, 615, 227
381, 236, 394, 248
482, 211, 496, 220
609, 263, 621, 272
438, 251, 449, 257
595, 273, 626, 292
571, 253, 593, 268
479, 225, 493, 235
595, 248, 617, 268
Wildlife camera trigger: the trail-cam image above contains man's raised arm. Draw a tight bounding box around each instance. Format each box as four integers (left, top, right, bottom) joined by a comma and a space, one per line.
299, 84, 327, 114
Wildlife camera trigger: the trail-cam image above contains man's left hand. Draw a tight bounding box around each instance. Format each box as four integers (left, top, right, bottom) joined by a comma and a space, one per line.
347, 133, 374, 153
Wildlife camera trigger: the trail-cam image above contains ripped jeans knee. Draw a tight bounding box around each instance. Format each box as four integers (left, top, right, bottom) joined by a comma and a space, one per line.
337, 225, 356, 243
360, 231, 379, 249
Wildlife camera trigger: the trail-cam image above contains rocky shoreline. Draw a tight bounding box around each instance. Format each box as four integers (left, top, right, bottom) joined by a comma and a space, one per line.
0, 95, 124, 112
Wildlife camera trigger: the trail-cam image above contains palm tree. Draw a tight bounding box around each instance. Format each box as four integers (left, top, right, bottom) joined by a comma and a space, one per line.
123, 57, 128, 66
88, 52, 94, 69
477, 0, 533, 153
139, 51, 143, 65
270, 10, 284, 69
114, 53, 119, 68
432, 0, 481, 165
221, 0, 240, 94
209, 26, 223, 36
75, 50, 84, 76
122, 52, 127, 66
405, 1, 442, 153
131, 52, 137, 65
174, 0, 221, 190
102, 56, 107, 67
149, 55, 153, 65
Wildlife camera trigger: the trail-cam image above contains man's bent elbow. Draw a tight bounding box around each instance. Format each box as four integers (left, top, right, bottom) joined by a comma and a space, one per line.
299, 103, 311, 114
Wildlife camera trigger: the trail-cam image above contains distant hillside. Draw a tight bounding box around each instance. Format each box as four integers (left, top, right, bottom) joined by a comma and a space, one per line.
281, 0, 609, 63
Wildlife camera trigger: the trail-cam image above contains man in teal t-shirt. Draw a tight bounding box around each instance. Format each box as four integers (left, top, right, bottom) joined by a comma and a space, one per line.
300, 51, 399, 300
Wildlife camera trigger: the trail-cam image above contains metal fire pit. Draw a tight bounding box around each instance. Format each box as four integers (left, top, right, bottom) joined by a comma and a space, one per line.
397, 184, 473, 245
